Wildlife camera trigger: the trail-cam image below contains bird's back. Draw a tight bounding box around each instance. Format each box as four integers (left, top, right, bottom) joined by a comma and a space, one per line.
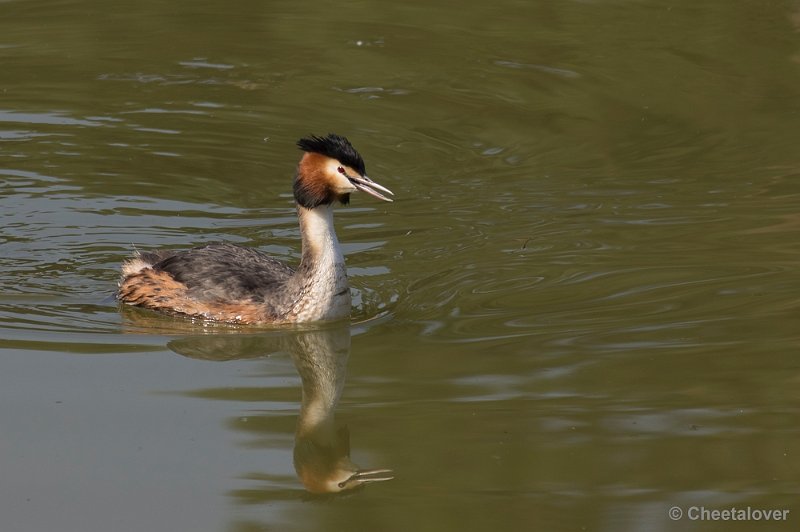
118, 243, 298, 323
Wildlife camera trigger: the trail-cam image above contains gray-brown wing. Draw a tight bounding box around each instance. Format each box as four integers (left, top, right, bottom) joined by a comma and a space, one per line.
152, 242, 296, 303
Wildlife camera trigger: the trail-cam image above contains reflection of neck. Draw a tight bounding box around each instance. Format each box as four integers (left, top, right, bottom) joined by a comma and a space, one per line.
289, 205, 351, 322
289, 327, 351, 442
297, 365, 341, 441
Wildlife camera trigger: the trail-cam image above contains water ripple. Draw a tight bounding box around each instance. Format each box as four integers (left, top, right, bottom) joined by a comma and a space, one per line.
0, 110, 102, 127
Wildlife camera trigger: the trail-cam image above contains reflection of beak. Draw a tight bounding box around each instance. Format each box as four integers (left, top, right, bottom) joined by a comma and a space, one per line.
348, 175, 394, 202
339, 468, 395, 489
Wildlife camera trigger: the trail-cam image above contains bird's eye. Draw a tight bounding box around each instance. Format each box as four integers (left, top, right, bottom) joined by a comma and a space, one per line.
337, 166, 345, 174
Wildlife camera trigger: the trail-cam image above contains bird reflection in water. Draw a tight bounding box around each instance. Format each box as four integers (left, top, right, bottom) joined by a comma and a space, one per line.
287, 325, 394, 493
165, 322, 394, 494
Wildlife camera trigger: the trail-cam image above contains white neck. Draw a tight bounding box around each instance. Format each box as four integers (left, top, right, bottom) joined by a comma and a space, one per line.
298, 204, 345, 268
289, 204, 351, 322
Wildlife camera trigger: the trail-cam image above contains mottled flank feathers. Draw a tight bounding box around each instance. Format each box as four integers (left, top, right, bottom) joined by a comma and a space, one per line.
118, 243, 298, 323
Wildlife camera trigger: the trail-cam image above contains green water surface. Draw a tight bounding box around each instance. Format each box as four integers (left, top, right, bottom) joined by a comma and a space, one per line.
2, 1, 799, 531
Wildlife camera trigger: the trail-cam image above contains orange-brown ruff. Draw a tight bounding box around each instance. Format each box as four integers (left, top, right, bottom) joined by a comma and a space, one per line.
117, 134, 393, 324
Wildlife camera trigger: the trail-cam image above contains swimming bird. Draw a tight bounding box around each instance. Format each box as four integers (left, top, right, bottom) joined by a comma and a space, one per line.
117, 134, 393, 324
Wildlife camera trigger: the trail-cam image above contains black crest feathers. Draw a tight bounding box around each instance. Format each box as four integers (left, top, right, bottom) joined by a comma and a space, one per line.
297, 134, 366, 176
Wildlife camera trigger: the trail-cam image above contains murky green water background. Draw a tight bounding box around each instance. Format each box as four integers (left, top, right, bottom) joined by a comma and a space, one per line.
2, 0, 800, 530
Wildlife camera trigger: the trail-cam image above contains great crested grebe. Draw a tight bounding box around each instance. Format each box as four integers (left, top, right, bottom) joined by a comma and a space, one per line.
117, 134, 393, 324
